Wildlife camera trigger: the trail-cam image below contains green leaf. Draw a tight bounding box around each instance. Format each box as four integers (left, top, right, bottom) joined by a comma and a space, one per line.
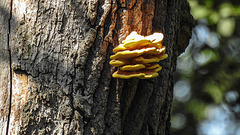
217, 18, 235, 37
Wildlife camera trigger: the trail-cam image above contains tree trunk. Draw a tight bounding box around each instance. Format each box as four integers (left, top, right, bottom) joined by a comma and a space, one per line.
0, 0, 194, 134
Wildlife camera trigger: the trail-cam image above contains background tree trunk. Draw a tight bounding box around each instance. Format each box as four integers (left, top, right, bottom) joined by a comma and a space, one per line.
0, 0, 194, 134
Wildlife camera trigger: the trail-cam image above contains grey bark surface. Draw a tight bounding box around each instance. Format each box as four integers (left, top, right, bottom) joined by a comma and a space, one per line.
0, 0, 194, 134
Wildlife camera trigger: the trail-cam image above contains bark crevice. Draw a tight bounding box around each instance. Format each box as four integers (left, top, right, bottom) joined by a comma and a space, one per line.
6, 0, 13, 134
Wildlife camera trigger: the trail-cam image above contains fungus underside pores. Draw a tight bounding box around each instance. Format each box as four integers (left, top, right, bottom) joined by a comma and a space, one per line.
109, 31, 168, 79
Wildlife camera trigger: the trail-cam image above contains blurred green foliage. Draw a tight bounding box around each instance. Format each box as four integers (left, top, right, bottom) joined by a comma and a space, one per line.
171, 0, 240, 135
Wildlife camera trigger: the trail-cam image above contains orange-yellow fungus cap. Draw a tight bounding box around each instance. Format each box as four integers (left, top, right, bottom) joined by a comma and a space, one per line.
122, 31, 144, 43
150, 46, 166, 55
113, 39, 151, 53
158, 54, 168, 60
110, 47, 157, 60
120, 64, 145, 71
145, 32, 164, 43
145, 64, 161, 69
133, 53, 168, 64
109, 60, 125, 67
112, 67, 162, 79
133, 56, 160, 64
138, 72, 159, 79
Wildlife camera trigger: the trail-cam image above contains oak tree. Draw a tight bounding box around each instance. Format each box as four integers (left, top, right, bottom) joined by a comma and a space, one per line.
0, 0, 194, 134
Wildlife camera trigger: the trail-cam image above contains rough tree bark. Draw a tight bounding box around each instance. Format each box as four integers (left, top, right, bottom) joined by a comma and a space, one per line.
0, 0, 194, 134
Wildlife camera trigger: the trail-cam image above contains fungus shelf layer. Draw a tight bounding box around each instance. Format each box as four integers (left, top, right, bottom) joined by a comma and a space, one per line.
109, 31, 168, 79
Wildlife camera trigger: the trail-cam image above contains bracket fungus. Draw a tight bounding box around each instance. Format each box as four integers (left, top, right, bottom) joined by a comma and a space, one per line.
110, 31, 168, 79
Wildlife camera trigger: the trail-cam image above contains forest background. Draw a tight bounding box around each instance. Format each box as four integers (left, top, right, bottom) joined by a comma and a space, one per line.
171, 0, 240, 135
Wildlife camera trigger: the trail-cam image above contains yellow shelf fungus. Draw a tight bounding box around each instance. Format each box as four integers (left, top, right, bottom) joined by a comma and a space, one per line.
113, 40, 152, 53
109, 60, 126, 67
109, 31, 168, 79
110, 47, 157, 59
145, 64, 162, 70
120, 64, 145, 71
112, 69, 159, 79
